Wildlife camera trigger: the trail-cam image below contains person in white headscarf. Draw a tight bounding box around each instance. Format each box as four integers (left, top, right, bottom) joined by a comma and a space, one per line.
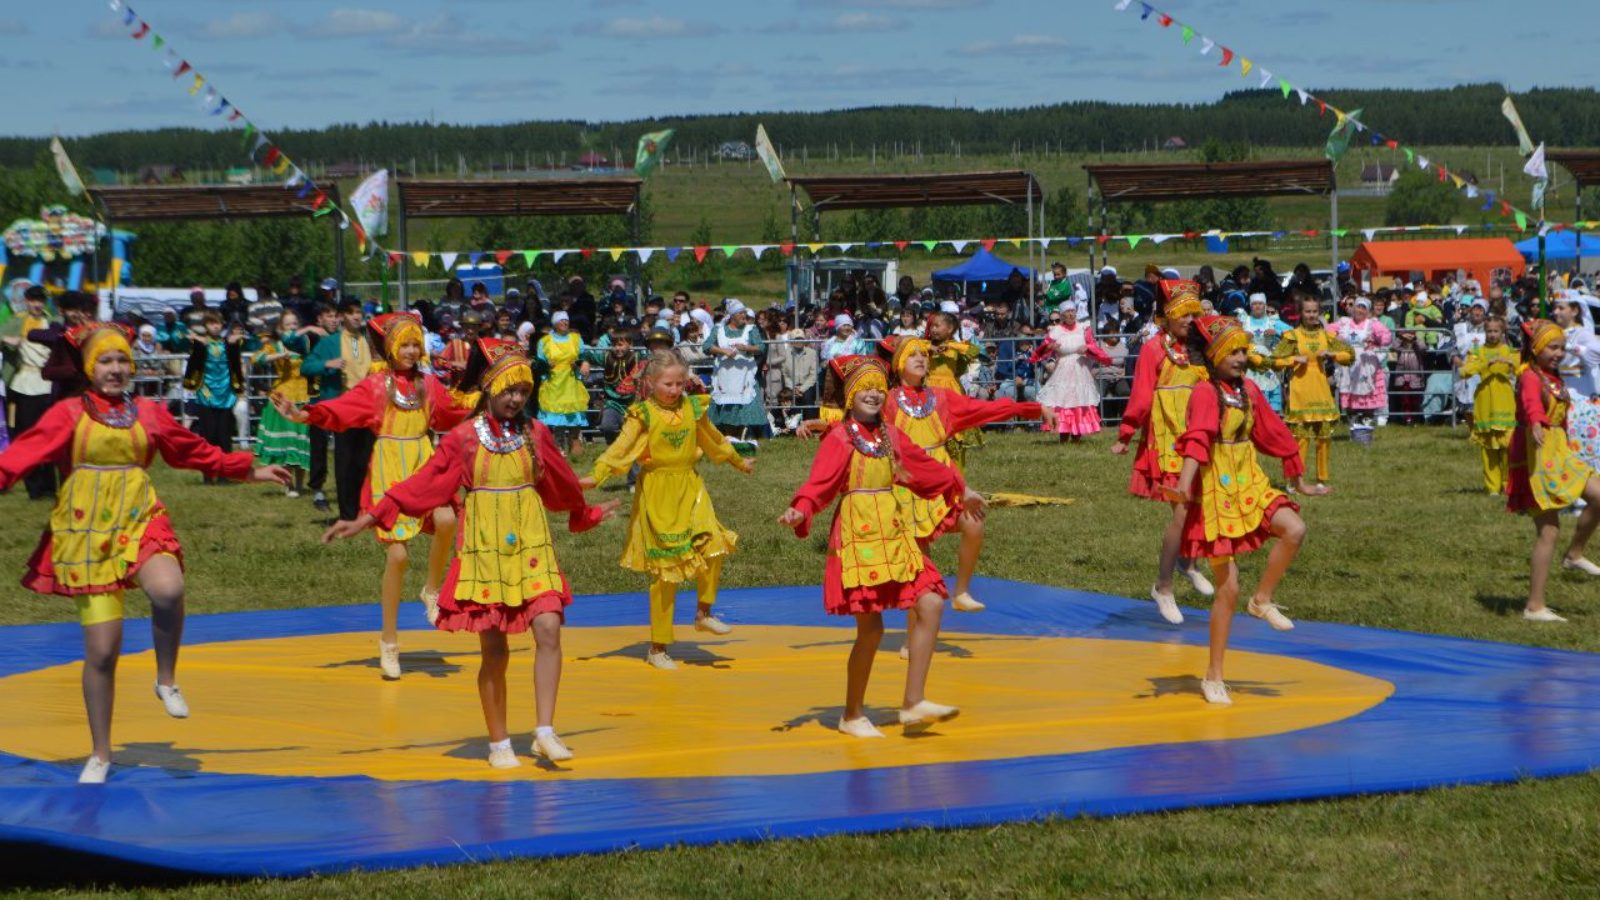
820, 313, 865, 362
1333, 296, 1394, 440
1553, 291, 1600, 481
704, 299, 767, 438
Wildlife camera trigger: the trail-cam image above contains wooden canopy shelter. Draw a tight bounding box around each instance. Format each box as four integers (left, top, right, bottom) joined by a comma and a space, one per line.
785, 170, 1045, 310
88, 183, 348, 299
393, 177, 644, 306
1547, 151, 1600, 268
1082, 159, 1341, 307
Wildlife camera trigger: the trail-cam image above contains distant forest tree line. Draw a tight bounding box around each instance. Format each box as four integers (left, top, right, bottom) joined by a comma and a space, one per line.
3, 85, 1596, 172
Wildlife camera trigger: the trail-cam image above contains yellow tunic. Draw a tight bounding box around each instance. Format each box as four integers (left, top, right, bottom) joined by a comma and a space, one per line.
255, 342, 309, 403
1272, 327, 1353, 423
592, 394, 742, 583
927, 340, 982, 462
889, 395, 956, 540
1522, 381, 1593, 512
372, 379, 435, 544
1461, 344, 1518, 447
838, 448, 920, 590
53, 415, 162, 592
1197, 396, 1287, 549
1150, 347, 1209, 480
538, 332, 589, 415
455, 431, 562, 608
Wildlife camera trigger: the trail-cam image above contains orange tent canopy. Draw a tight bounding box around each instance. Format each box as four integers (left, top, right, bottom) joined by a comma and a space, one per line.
1348, 238, 1525, 290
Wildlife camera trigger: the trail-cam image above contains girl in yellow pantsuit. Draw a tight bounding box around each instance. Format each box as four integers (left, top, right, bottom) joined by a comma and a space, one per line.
584, 350, 756, 670
1461, 317, 1518, 495
1272, 295, 1353, 488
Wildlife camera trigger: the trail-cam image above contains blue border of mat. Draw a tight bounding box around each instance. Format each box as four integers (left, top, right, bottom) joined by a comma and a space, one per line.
2, 576, 1600, 877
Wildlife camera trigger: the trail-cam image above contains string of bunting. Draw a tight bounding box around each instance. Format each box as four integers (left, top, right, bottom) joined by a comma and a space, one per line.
382, 220, 1600, 272
1112, 0, 1548, 233
105, 0, 368, 245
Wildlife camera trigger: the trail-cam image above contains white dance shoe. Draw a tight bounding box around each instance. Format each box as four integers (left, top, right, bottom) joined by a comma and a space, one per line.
695, 615, 732, 635
1247, 598, 1295, 631
1561, 557, 1600, 576
535, 732, 574, 762
1183, 566, 1216, 597
420, 589, 440, 626
79, 755, 111, 784
1150, 585, 1185, 625
154, 683, 189, 718
487, 746, 521, 769
838, 716, 885, 738
898, 700, 960, 732
379, 639, 402, 680
1523, 607, 1568, 623
951, 592, 986, 612
645, 649, 677, 670
1200, 679, 1233, 705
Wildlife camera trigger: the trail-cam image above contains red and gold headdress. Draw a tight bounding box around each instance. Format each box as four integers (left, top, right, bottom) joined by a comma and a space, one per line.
877, 334, 930, 376
1192, 315, 1250, 367
829, 354, 889, 410
1523, 318, 1564, 357
66, 322, 134, 377
1158, 279, 1203, 322
476, 337, 533, 396
367, 311, 425, 364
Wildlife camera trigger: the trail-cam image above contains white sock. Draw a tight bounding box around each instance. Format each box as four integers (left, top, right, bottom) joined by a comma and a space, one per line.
489, 738, 512, 753
535, 726, 555, 739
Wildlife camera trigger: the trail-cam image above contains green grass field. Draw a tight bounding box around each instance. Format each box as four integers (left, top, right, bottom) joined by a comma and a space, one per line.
3, 426, 1600, 898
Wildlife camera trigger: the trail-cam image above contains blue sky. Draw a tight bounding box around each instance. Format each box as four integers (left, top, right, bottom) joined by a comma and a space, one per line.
1, 0, 1588, 136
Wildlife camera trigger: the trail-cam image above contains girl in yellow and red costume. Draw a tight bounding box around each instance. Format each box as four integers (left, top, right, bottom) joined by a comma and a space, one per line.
1166, 315, 1318, 706
271, 312, 474, 679
0, 322, 289, 783
778, 355, 970, 739
325, 338, 619, 768
1111, 279, 1217, 624
923, 310, 984, 470
880, 334, 1043, 613
1272, 295, 1354, 488
1506, 319, 1600, 623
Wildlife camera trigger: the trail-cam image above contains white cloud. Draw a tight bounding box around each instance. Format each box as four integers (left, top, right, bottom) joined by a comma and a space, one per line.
581, 17, 722, 38
194, 12, 288, 40
961, 35, 1066, 57
303, 8, 414, 39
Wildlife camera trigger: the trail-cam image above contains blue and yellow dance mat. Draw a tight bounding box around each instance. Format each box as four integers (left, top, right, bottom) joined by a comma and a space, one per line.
3, 577, 1600, 877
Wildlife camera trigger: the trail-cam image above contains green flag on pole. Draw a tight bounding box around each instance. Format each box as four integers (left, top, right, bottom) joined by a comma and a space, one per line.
634, 129, 674, 178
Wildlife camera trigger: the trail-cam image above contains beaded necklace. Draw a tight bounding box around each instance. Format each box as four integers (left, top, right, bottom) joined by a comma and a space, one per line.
1161, 333, 1192, 367
386, 371, 424, 411
893, 385, 937, 419
82, 394, 139, 429
845, 419, 890, 458
1537, 368, 1570, 405
473, 415, 526, 454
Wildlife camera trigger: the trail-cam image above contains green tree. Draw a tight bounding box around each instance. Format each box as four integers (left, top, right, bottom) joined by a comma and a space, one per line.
1385, 168, 1463, 226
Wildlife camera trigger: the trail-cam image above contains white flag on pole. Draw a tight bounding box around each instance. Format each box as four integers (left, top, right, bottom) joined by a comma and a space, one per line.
350, 168, 390, 238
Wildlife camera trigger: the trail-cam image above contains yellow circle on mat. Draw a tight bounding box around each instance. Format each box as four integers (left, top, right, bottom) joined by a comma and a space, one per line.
0, 626, 1391, 781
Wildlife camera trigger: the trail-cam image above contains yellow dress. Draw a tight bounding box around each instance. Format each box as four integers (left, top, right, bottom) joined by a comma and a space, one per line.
537, 332, 590, 423
1149, 347, 1210, 482
1513, 372, 1594, 513
592, 394, 742, 583
455, 434, 562, 607
1191, 392, 1291, 557
891, 396, 956, 539
1461, 344, 1518, 446
1272, 328, 1353, 425
51, 414, 163, 592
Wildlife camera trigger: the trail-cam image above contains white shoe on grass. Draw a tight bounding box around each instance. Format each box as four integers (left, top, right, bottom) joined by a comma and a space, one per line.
154, 683, 189, 718
1523, 607, 1568, 623
1561, 557, 1600, 576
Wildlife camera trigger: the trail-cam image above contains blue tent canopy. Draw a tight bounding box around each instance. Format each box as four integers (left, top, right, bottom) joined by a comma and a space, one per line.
931, 247, 1031, 283
1515, 231, 1600, 261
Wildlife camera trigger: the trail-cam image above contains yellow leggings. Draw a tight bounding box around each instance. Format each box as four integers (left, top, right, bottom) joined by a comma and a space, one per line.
1480, 445, 1510, 495
648, 556, 724, 645
75, 591, 126, 626
1292, 421, 1335, 483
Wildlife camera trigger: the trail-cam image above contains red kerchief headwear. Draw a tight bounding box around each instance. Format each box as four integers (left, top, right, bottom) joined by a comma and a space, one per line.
368, 311, 424, 363
1193, 315, 1249, 367
829, 354, 889, 410
475, 337, 533, 396
1158, 279, 1203, 322
67, 322, 135, 377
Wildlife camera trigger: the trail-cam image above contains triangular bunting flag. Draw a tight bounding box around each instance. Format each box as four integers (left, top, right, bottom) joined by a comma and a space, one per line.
1219, 47, 1232, 66
718, 246, 738, 258
1279, 78, 1292, 99
1403, 148, 1414, 164
439, 252, 458, 271
1418, 155, 1429, 170
1066, 237, 1081, 247
521, 250, 539, 267
981, 238, 996, 251
551, 250, 570, 264
1466, 184, 1479, 199
579, 248, 594, 259
1181, 25, 1193, 43
1158, 14, 1172, 27
131, 21, 150, 39
637, 248, 656, 264
1332, 229, 1347, 238
1296, 88, 1309, 105
410, 251, 430, 268
806, 243, 825, 253
1114, 0, 1134, 9
1451, 175, 1465, 190
749, 245, 770, 259
693, 246, 709, 263
920, 240, 938, 252
1200, 37, 1214, 55
189, 74, 204, 96
495, 250, 512, 266
1316, 99, 1326, 116
608, 248, 624, 261
1126, 235, 1145, 248
837, 242, 855, 252
387, 252, 403, 267
1258, 68, 1272, 89
1240, 58, 1252, 76
1362, 229, 1377, 241
1514, 211, 1528, 230
152, 34, 164, 50
663, 248, 680, 263
1004, 238, 1022, 248
1139, 2, 1153, 19
951, 240, 969, 254
894, 240, 908, 251
174, 60, 190, 78
779, 243, 794, 256
1455, 225, 1468, 236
